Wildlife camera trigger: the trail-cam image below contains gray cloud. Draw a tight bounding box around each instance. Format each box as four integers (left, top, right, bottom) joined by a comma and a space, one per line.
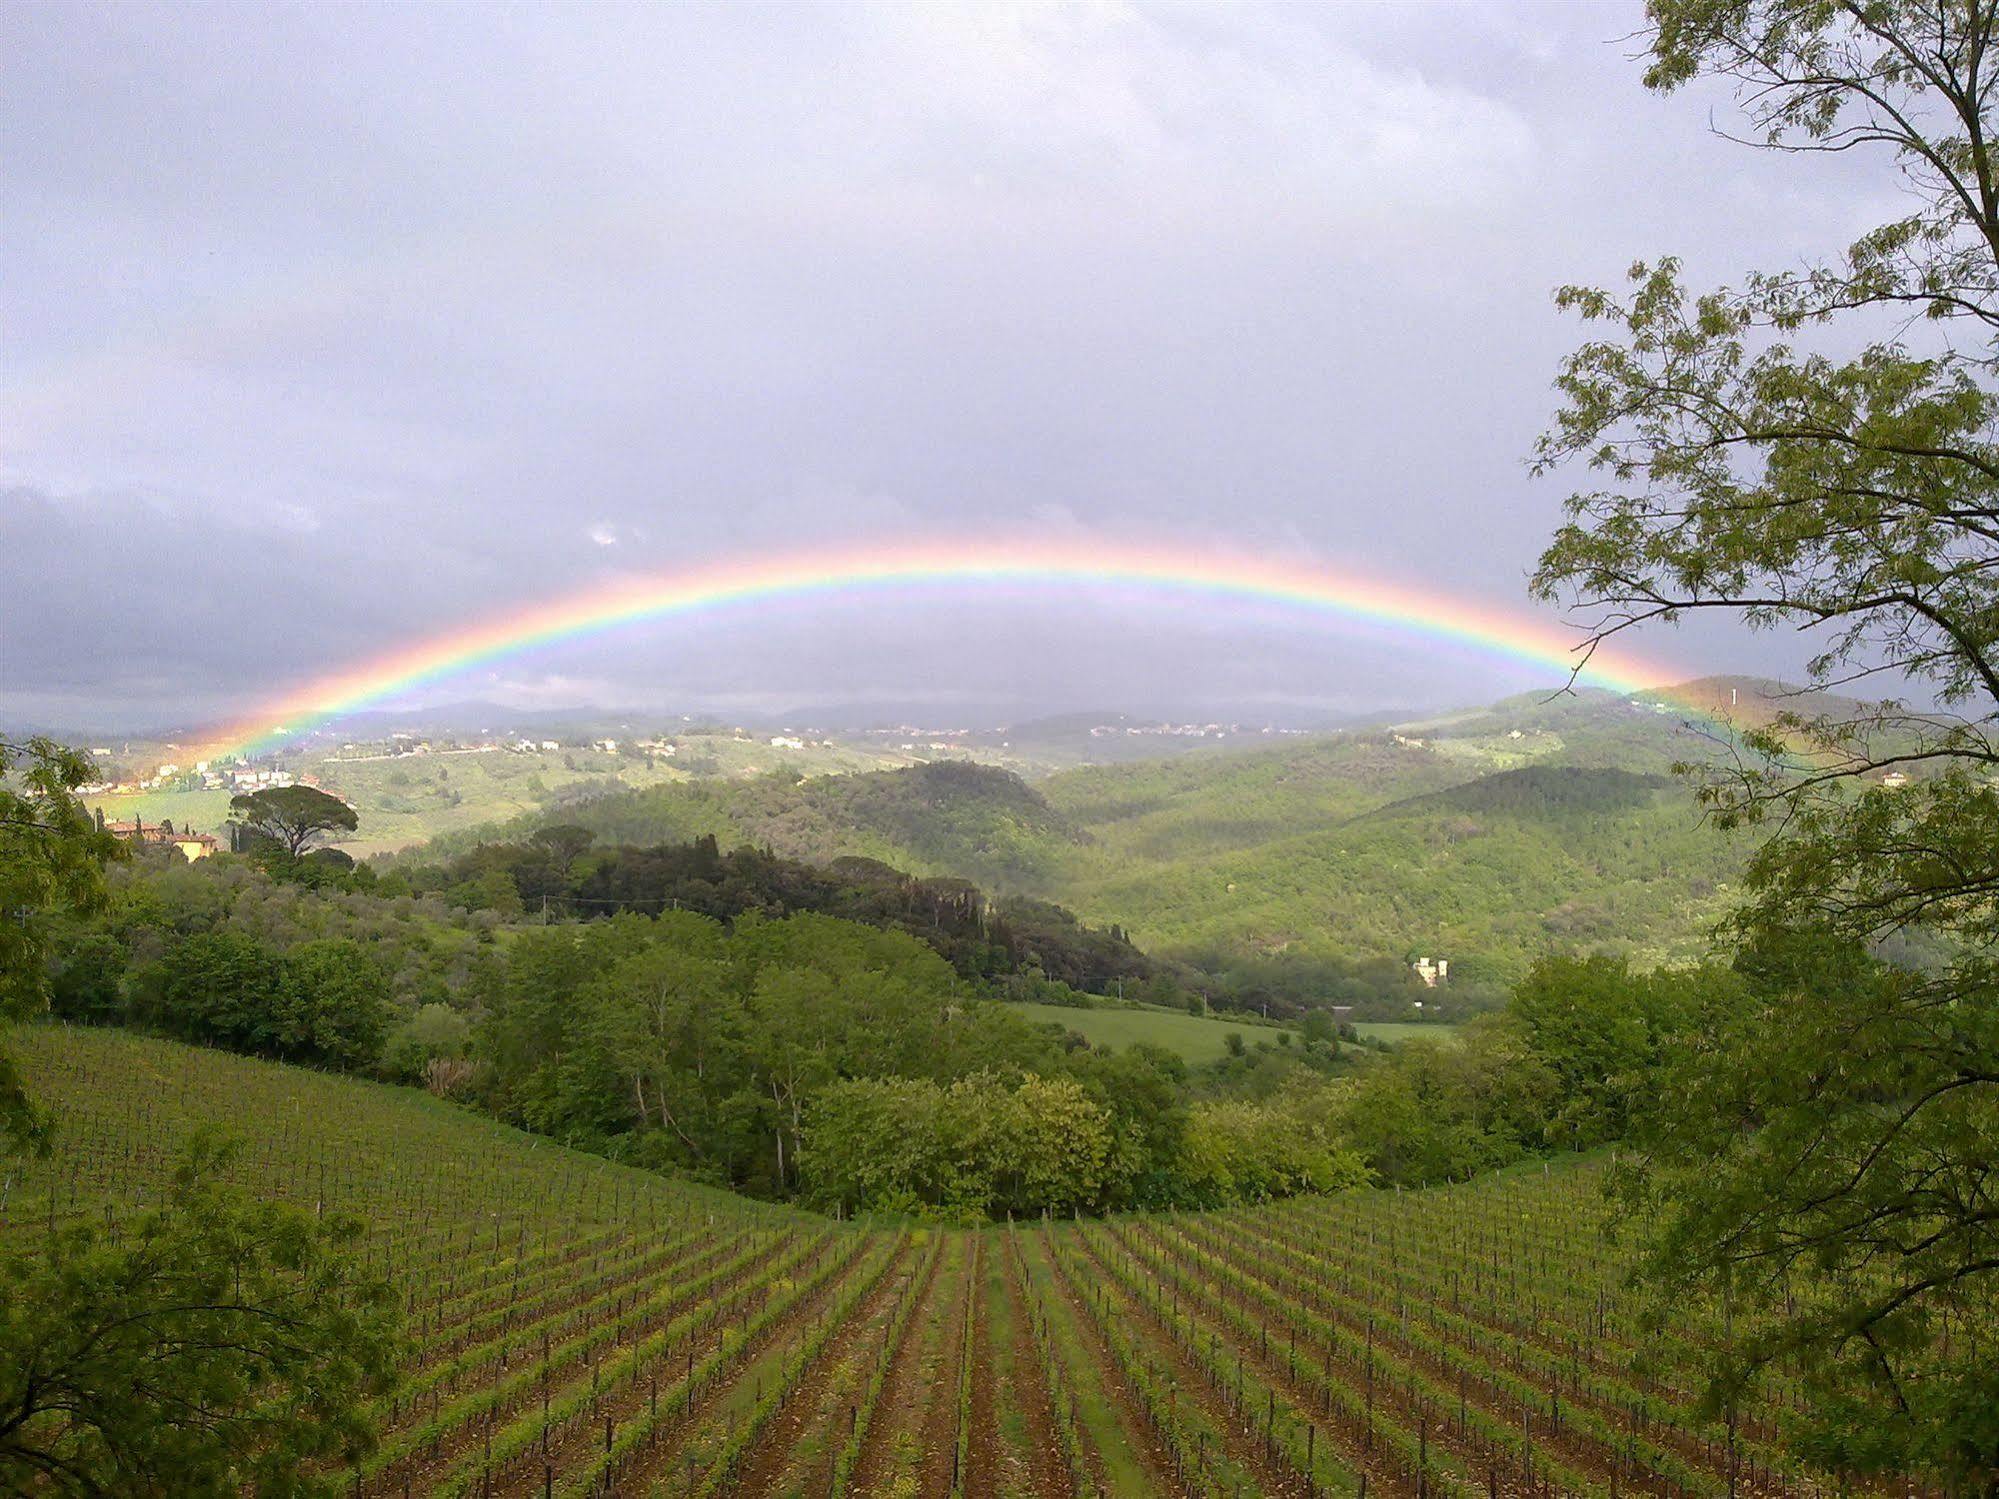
3, 1, 1859, 730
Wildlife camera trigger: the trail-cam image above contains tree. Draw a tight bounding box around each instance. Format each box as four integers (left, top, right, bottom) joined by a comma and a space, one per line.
1625, 931, 1998, 1483
133, 931, 287, 1055
0, 736, 122, 1147
1009, 1074, 1113, 1216
228, 786, 357, 858
47, 930, 128, 1026
1507, 954, 1709, 1148
0, 1146, 398, 1495
0, 747, 397, 1493
530, 823, 595, 867
1532, 3, 1999, 1482
276, 940, 389, 1069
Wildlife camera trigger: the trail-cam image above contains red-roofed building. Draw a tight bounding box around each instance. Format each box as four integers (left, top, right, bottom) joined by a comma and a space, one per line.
99, 815, 220, 862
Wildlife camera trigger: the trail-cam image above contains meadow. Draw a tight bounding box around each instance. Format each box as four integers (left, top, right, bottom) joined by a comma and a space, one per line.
1001, 1001, 1459, 1062
1003, 1000, 1303, 1062
1348, 1022, 1463, 1046
10, 1025, 1840, 1499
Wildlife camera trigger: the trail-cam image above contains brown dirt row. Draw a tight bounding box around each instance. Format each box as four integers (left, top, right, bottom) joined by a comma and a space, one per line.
1066, 1226, 1311, 1499
409, 1229, 734, 1381
520, 1234, 870, 1498
1244, 1208, 1786, 1454
1156, 1217, 1755, 1499
1213, 1214, 1797, 1485
409, 1221, 631, 1334
962, 1234, 1002, 1499
365, 1231, 807, 1495
849, 1229, 960, 1497
1109, 1217, 1685, 1499
1025, 1228, 1187, 1498
918, 1233, 977, 1496
1106, 1218, 1524, 1499
994, 1228, 1076, 1499
727, 1235, 923, 1498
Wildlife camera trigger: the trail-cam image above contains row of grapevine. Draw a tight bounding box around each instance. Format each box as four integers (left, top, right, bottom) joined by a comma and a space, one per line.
7, 1028, 1927, 1498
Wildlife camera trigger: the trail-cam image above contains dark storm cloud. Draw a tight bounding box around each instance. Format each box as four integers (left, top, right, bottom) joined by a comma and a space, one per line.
2, 1, 1875, 728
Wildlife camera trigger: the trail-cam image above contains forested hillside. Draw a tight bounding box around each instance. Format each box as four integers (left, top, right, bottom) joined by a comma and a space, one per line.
423, 759, 1086, 889
1056, 763, 1744, 983
418, 689, 1754, 984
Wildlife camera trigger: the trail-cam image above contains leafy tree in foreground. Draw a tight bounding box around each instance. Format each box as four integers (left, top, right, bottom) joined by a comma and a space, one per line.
0, 1146, 398, 1496
1533, 1, 1999, 1483
1, 749, 398, 1492
0, 736, 121, 1147
229, 785, 358, 857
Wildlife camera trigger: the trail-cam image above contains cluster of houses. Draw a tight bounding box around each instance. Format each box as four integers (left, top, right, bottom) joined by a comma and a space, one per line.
95, 813, 219, 861
77, 758, 300, 796
220, 765, 299, 792
1088, 721, 1305, 740
326, 734, 693, 762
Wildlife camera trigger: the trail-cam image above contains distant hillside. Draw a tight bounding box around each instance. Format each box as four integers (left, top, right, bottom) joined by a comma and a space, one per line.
410, 688, 1755, 981
1358, 765, 1675, 823
83, 733, 923, 858
442, 759, 1087, 889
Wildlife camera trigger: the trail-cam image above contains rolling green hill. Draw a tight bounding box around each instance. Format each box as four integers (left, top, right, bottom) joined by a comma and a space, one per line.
83, 736, 924, 858
402, 688, 1754, 981
422, 758, 1090, 888
1053, 762, 1743, 979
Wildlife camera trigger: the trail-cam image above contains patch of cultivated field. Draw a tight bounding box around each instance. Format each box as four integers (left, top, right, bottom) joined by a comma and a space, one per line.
9, 1026, 1839, 1498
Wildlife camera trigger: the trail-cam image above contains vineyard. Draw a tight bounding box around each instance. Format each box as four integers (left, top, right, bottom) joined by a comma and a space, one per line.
7, 1027, 1845, 1499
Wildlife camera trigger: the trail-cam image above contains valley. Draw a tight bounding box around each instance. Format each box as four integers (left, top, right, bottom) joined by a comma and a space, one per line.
394, 684, 1755, 985
15, 3, 1999, 1489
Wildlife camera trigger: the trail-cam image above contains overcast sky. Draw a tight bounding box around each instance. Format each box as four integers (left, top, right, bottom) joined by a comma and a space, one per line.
3, 1, 1887, 732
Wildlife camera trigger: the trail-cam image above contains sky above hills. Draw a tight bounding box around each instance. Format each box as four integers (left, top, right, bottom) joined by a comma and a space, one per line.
4, 1, 1879, 731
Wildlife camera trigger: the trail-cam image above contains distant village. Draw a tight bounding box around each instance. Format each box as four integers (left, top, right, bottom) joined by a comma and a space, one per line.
78, 756, 310, 796
73, 722, 847, 805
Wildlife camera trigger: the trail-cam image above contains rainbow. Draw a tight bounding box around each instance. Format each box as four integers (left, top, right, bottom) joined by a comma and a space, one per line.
191, 537, 1688, 762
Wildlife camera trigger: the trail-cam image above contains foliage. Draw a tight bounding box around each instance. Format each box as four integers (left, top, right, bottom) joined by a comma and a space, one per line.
44, 845, 1352, 1214
1335, 1020, 1558, 1186
1619, 931, 1999, 1484
378, 1001, 472, 1083
1179, 1089, 1371, 1206
801, 1071, 1115, 1219
274, 939, 391, 1070
0, 736, 122, 1147
1531, 2, 1999, 1484
0, 1143, 398, 1496
420, 716, 1749, 995
230, 785, 358, 857
1507, 953, 1707, 1147
125, 931, 389, 1070
412, 829, 1153, 997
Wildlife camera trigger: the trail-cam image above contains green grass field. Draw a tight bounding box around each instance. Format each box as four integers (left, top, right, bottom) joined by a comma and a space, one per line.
1003, 1002, 1460, 1060
1350, 1021, 1462, 1045
1002, 1000, 1301, 1061
81, 786, 236, 833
